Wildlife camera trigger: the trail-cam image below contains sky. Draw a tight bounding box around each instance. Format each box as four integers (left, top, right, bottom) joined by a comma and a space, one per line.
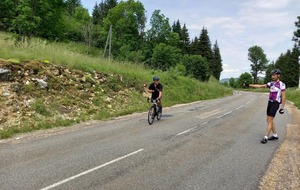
81, 0, 300, 79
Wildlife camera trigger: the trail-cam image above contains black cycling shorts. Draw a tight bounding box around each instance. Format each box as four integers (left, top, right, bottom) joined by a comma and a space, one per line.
267, 101, 280, 117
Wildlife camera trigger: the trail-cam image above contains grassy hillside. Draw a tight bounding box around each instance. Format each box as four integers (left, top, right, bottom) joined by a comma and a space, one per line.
0, 32, 232, 139
286, 89, 300, 109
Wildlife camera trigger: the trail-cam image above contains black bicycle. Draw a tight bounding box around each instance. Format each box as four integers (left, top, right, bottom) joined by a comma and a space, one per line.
148, 99, 162, 125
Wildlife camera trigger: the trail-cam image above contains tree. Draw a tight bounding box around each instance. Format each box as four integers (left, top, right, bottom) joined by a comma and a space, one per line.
64, 6, 91, 42
292, 16, 300, 47
238, 72, 253, 88
181, 55, 210, 81
0, 0, 17, 31
29, 0, 66, 40
172, 20, 190, 54
248, 45, 268, 83
149, 43, 180, 71
172, 20, 181, 34
229, 77, 236, 88
211, 40, 223, 80
101, 0, 146, 57
65, 0, 82, 15
190, 37, 199, 55
181, 24, 190, 54
275, 47, 300, 87
198, 27, 213, 63
92, 0, 118, 26
92, 3, 101, 25
11, 0, 43, 41
146, 10, 172, 46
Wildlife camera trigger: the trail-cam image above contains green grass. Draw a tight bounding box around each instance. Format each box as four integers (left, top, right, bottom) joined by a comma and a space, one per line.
286, 88, 300, 109
0, 32, 233, 139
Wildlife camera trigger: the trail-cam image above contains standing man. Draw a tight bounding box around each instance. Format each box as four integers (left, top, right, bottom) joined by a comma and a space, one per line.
245, 69, 286, 144
148, 76, 163, 112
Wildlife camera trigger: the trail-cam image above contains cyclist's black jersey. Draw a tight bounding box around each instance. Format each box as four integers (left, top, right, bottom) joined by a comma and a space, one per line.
148, 83, 163, 99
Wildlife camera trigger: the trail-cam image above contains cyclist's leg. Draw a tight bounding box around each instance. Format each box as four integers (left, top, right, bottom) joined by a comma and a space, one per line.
158, 98, 162, 112
266, 116, 275, 137
265, 102, 279, 137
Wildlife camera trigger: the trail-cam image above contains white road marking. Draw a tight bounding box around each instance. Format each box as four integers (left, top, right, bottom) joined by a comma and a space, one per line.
235, 105, 244, 110
194, 109, 223, 119
176, 122, 208, 136
246, 98, 255, 105
217, 111, 233, 119
40, 149, 145, 190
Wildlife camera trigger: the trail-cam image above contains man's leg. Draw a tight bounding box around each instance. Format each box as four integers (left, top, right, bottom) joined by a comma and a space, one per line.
266, 116, 276, 137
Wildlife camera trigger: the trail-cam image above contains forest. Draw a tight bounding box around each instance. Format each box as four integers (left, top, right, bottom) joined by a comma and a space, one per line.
0, 0, 299, 86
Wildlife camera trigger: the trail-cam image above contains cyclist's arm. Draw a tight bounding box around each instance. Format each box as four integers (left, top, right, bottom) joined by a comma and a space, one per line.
248, 84, 267, 88
158, 91, 162, 99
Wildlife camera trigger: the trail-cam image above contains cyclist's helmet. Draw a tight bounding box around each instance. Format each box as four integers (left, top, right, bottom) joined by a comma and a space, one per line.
270, 69, 281, 75
153, 76, 160, 81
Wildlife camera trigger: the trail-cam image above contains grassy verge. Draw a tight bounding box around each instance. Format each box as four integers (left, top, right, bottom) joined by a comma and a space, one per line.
286, 88, 300, 109
0, 32, 233, 139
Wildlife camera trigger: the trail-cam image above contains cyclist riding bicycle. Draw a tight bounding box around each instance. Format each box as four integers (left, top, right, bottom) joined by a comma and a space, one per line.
148, 76, 163, 112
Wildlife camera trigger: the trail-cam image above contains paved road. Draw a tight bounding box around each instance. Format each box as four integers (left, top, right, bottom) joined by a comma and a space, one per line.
0, 92, 292, 190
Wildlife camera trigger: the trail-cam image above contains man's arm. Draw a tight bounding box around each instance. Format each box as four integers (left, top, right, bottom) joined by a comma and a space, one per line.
248, 84, 267, 88
158, 91, 162, 99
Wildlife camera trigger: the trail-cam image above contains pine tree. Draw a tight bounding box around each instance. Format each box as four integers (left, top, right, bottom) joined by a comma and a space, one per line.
212, 40, 223, 80
92, 3, 101, 25
292, 16, 300, 47
100, 0, 118, 24
190, 37, 199, 55
198, 27, 213, 61
65, 0, 82, 15
198, 27, 213, 75
92, 0, 117, 26
172, 20, 181, 34
181, 24, 190, 54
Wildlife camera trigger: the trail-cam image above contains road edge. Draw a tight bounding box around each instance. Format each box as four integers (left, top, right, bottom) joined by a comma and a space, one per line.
259, 101, 300, 189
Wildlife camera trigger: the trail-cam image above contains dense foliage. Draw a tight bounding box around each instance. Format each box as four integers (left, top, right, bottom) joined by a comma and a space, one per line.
0, 0, 223, 82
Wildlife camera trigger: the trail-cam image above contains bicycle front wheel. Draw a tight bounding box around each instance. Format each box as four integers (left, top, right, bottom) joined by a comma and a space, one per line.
157, 106, 162, 120
148, 106, 155, 125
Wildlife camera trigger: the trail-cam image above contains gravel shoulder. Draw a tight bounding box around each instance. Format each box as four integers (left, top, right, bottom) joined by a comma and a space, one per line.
259, 101, 300, 189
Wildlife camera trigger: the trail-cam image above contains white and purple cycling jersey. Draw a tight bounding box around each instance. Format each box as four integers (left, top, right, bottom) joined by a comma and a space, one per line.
266, 81, 286, 103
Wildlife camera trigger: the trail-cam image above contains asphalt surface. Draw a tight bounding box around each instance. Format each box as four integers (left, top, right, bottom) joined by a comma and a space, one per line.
0, 92, 292, 190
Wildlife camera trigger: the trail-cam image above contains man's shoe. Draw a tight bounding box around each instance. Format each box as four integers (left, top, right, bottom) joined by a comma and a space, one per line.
268, 136, 279, 140
261, 138, 268, 144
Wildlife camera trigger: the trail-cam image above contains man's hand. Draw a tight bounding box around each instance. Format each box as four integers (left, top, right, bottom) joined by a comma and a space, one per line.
279, 108, 284, 114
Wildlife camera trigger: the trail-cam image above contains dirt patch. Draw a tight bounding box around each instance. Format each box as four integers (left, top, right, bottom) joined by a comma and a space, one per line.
259, 102, 300, 189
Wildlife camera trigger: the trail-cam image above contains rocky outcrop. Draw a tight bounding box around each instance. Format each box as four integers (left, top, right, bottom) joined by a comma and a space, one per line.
0, 59, 135, 130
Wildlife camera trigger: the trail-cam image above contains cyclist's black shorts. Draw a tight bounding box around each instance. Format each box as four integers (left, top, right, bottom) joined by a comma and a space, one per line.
267, 101, 280, 117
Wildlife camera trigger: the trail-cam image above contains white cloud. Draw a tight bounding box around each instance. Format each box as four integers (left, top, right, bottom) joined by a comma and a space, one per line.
243, 0, 292, 10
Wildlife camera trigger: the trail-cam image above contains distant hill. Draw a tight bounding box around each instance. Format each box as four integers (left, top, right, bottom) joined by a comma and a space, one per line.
220, 78, 238, 83
220, 77, 265, 83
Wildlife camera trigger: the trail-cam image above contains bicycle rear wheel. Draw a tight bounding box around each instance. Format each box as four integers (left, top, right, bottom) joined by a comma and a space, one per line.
148, 106, 155, 125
